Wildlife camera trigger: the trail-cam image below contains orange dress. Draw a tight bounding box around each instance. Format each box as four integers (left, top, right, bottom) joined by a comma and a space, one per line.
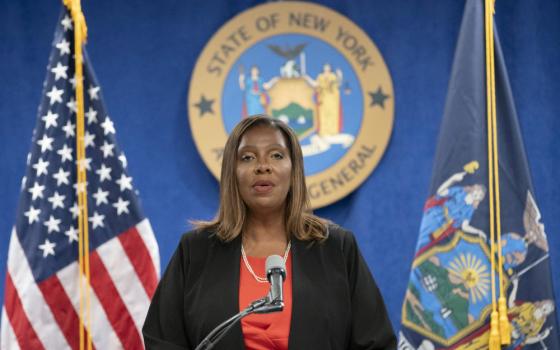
239, 253, 292, 350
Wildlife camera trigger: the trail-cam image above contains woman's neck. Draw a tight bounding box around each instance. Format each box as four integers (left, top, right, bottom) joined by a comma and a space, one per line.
242, 213, 289, 257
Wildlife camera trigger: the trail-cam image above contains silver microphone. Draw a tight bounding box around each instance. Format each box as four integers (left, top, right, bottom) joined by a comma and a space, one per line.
265, 255, 286, 305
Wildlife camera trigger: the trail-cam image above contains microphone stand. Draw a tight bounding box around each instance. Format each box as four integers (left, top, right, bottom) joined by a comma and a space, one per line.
194, 296, 283, 350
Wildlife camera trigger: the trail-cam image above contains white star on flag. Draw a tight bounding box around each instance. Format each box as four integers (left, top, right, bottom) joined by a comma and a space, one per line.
43, 215, 61, 233
57, 144, 73, 163
69, 202, 80, 219
38, 239, 56, 257
96, 164, 112, 182
89, 211, 105, 229
46, 86, 64, 105
100, 141, 115, 158
55, 39, 71, 55
88, 85, 100, 100
64, 226, 78, 243
52, 167, 70, 186
113, 197, 130, 216
101, 117, 116, 135
42, 111, 59, 129
47, 191, 66, 209
62, 120, 75, 137
28, 182, 46, 201
66, 97, 77, 113
32, 158, 50, 177
69, 75, 77, 88
84, 131, 96, 148
50, 62, 68, 81
119, 153, 127, 168
86, 107, 98, 124
116, 174, 133, 192
37, 135, 54, 153
61, 15, 72, 31
92, 188, 110, 206
24, 206, 41, 224
73, 181, 88, 195
76, 157, 92, 171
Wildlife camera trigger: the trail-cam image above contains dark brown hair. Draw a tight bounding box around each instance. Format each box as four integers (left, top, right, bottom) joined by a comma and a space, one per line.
194, 115, 327, 242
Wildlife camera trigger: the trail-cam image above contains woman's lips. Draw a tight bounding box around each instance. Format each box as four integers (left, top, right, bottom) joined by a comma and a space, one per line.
253, 181, 274, 193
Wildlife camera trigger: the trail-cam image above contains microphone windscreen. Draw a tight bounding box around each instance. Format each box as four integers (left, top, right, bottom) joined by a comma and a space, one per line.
265, 254, 285, 272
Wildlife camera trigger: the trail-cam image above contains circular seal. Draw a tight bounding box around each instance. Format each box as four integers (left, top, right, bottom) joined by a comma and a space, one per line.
188, 1, 394, 208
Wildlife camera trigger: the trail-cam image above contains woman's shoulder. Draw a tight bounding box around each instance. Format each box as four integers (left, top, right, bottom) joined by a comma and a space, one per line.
322, 223, 358, 251
177, 227, 220, 250
172, 227, 227, 271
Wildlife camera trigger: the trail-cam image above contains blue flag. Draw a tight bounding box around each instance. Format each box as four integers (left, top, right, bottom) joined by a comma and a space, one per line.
398, 1, 560, 349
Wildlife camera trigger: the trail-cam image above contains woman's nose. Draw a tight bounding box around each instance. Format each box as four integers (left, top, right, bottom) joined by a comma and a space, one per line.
254, 161, 272, 174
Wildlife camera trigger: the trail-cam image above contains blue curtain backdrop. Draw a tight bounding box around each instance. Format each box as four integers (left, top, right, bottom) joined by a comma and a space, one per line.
1, 0, 558, 329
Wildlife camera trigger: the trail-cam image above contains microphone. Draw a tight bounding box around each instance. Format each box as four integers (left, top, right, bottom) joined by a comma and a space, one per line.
265, 255, 286, 305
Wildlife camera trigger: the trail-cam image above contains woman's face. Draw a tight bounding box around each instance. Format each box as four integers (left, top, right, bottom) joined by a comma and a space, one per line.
236, 125, 292, 216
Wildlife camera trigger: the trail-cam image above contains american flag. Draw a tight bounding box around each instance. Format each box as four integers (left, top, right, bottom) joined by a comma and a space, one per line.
1, 9, 160, 349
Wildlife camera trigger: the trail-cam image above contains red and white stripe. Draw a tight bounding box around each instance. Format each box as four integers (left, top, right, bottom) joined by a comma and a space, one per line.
1, 308, 20, 350
1, 219, 160, 350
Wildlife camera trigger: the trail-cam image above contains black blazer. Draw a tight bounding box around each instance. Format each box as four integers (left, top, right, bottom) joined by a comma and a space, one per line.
142, 225, 396, 350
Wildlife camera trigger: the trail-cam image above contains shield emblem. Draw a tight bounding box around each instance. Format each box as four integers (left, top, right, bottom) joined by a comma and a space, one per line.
402, 231, 506, 346
267, 77, 316, 140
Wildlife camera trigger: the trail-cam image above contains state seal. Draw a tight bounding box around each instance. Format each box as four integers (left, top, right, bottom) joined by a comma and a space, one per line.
188, 1, 394, 208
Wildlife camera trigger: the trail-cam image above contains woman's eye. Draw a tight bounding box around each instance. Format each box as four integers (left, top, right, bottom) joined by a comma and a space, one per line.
240, 154, 254, 161
271, 152, 284, 160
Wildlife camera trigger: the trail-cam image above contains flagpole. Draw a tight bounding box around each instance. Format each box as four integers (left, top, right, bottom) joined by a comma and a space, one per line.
63, 0, 93, 349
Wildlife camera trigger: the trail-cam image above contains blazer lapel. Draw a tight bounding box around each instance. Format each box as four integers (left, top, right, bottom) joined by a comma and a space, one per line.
288, 239, 324, 350
206, 235, 246, 350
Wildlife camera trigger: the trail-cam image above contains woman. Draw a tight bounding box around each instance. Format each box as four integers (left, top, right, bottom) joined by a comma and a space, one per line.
143, 115, 396, 349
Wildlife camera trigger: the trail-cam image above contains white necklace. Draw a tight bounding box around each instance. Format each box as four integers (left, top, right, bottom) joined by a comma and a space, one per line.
241, 240, 291, 283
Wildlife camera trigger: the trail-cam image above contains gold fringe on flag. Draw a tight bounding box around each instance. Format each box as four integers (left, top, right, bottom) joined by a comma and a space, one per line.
485, 0, 511, 347
62, 1, 92, 349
